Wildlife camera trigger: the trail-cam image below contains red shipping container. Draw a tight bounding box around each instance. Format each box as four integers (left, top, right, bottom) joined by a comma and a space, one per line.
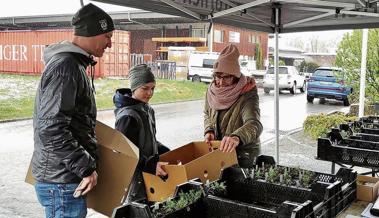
0, 29, 131, 77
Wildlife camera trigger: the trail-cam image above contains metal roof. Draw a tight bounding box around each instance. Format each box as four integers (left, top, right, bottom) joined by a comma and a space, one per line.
91, 0, 379, 33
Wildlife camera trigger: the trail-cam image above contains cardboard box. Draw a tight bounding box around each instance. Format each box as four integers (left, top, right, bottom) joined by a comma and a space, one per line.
142, 141, 238, 202
25, 120, 139, 217
357, 175, 379, 202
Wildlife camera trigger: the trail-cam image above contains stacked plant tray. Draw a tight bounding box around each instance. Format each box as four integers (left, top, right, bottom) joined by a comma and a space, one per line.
113, 156, 356, 218
205, 158, 356, 218
317, 116, 379, 169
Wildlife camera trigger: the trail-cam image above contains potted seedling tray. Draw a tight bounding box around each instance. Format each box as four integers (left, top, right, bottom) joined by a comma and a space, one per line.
204, 157, 356, 218
112, 181, 205, 218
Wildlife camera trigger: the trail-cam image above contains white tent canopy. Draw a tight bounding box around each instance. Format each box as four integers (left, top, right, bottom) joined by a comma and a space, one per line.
92, 0, 379, 163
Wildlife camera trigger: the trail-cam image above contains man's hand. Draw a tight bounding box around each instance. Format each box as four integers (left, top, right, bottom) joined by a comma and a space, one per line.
75, 170, 98, 196
220, 136, 240, 152
204, 132, 215, 144
156, 162, 169, 176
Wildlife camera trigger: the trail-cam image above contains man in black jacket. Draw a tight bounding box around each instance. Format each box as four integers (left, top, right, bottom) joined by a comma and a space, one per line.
32, 4, 114, 218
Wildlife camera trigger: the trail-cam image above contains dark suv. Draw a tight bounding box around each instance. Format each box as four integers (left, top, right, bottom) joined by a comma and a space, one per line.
306, 67, 353, 106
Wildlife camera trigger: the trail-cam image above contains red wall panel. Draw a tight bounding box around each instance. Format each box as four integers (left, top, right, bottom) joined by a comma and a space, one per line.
0, 30, 131, 77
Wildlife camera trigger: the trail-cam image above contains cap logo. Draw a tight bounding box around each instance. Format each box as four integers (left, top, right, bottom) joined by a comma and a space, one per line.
99, 19, 108, 31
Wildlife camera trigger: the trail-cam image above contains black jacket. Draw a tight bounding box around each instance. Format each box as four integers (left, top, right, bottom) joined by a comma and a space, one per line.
113, 88, 161, 174
114, 88, 170, 202
32, 41, 98, 183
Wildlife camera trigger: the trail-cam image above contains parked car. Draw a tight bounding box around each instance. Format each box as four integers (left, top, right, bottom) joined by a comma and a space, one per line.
262, 66, 306, 94
306, 67, 353, 106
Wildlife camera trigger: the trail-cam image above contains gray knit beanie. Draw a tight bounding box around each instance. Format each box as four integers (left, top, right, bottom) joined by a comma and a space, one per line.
129, 64, 155, 92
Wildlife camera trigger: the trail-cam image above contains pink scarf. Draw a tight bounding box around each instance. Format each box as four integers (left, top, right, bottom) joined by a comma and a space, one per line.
207, 75, 256, 110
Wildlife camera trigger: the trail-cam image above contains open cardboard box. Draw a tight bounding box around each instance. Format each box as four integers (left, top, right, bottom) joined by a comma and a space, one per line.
357, 175, 379, 202
25, 121, 139, 217
142, 141, 238, 202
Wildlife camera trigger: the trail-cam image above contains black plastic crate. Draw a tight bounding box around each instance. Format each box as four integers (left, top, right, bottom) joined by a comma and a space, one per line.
112, 181, 205, 218
339, 121, 379, 136
207, 164, 356, 218
317, 137, 379, 168
204, 195, 314, 218
359, 116, 379, 124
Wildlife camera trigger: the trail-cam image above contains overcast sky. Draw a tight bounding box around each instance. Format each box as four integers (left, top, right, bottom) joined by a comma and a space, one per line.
0, 0, 131, 17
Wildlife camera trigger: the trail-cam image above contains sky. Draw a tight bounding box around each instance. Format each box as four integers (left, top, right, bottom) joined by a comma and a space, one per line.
1, 0, 351, 53
0, 0, 132, 17
269, 30, 352, 53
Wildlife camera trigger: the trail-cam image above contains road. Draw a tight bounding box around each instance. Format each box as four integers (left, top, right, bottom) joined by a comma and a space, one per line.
0, 89, 348, 218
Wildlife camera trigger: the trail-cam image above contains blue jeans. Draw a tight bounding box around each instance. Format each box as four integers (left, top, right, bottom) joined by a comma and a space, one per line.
35, 182, 87, 218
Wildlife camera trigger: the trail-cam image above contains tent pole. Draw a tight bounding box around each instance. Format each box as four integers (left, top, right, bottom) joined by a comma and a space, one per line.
358, 28, 368, 118
274, 7, 280, 165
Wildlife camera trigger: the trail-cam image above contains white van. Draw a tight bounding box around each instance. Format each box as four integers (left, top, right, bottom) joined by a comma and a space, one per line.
187, 51, 261, 83
187, 51, 219, 83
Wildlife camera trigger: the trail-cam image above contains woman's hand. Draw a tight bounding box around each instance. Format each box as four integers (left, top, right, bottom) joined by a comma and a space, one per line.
220, 136, 240, 152
155, 161, 169, 176
204, 132, 215, 144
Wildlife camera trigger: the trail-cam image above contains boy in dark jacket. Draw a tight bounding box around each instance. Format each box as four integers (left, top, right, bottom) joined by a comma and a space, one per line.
114, 64, 170, 202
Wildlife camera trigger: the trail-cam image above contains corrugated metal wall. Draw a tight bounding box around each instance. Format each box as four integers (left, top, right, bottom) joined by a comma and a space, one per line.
0, 30, 131, 77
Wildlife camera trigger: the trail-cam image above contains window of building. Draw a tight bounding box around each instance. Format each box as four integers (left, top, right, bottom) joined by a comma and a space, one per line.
192, 29, 205, 37
229, 31, 240, 43
248, 35, 260, 44
247, 35, 263, 44
214, 29, 224, 43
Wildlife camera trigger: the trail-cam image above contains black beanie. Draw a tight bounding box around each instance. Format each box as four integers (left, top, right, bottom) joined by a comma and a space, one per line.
72, 3, 115, 37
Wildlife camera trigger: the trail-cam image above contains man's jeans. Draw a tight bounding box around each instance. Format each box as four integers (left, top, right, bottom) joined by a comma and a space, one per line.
35, 182, 87, 218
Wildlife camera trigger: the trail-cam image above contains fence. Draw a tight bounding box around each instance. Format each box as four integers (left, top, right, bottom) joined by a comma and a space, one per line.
148, 61, 176, 80
130, 53, 152, 69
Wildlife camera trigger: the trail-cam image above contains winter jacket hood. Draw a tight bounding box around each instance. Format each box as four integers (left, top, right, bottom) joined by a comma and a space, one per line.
113, 88, 142, 109
43, 40, 91, 64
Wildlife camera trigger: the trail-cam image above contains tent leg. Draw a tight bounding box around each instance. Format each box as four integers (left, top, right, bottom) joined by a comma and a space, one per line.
274, 7, 280, 165
358, 29, 368, 118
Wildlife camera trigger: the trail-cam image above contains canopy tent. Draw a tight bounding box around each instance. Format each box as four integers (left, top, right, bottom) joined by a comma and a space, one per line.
92, 0, 379, 33
92, 0, 379, 164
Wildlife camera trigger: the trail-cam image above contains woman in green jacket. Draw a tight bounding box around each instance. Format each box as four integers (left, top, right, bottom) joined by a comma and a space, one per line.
204, 44, 263, 168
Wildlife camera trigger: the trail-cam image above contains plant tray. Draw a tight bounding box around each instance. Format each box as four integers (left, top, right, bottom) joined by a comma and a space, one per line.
112, 155, 356, 218
112, 181, 205, 218
207, 163, 356, 218
317, 135, 379, 168
359, 116, 379, 124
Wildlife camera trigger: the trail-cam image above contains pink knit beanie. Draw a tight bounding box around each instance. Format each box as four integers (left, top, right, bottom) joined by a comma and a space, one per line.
213, 44, 241, 78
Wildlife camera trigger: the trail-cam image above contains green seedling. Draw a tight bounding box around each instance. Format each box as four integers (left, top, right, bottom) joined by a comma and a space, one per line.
208, 181, 227, 196
267, 166, 278, 183
155, 189, 202, 217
